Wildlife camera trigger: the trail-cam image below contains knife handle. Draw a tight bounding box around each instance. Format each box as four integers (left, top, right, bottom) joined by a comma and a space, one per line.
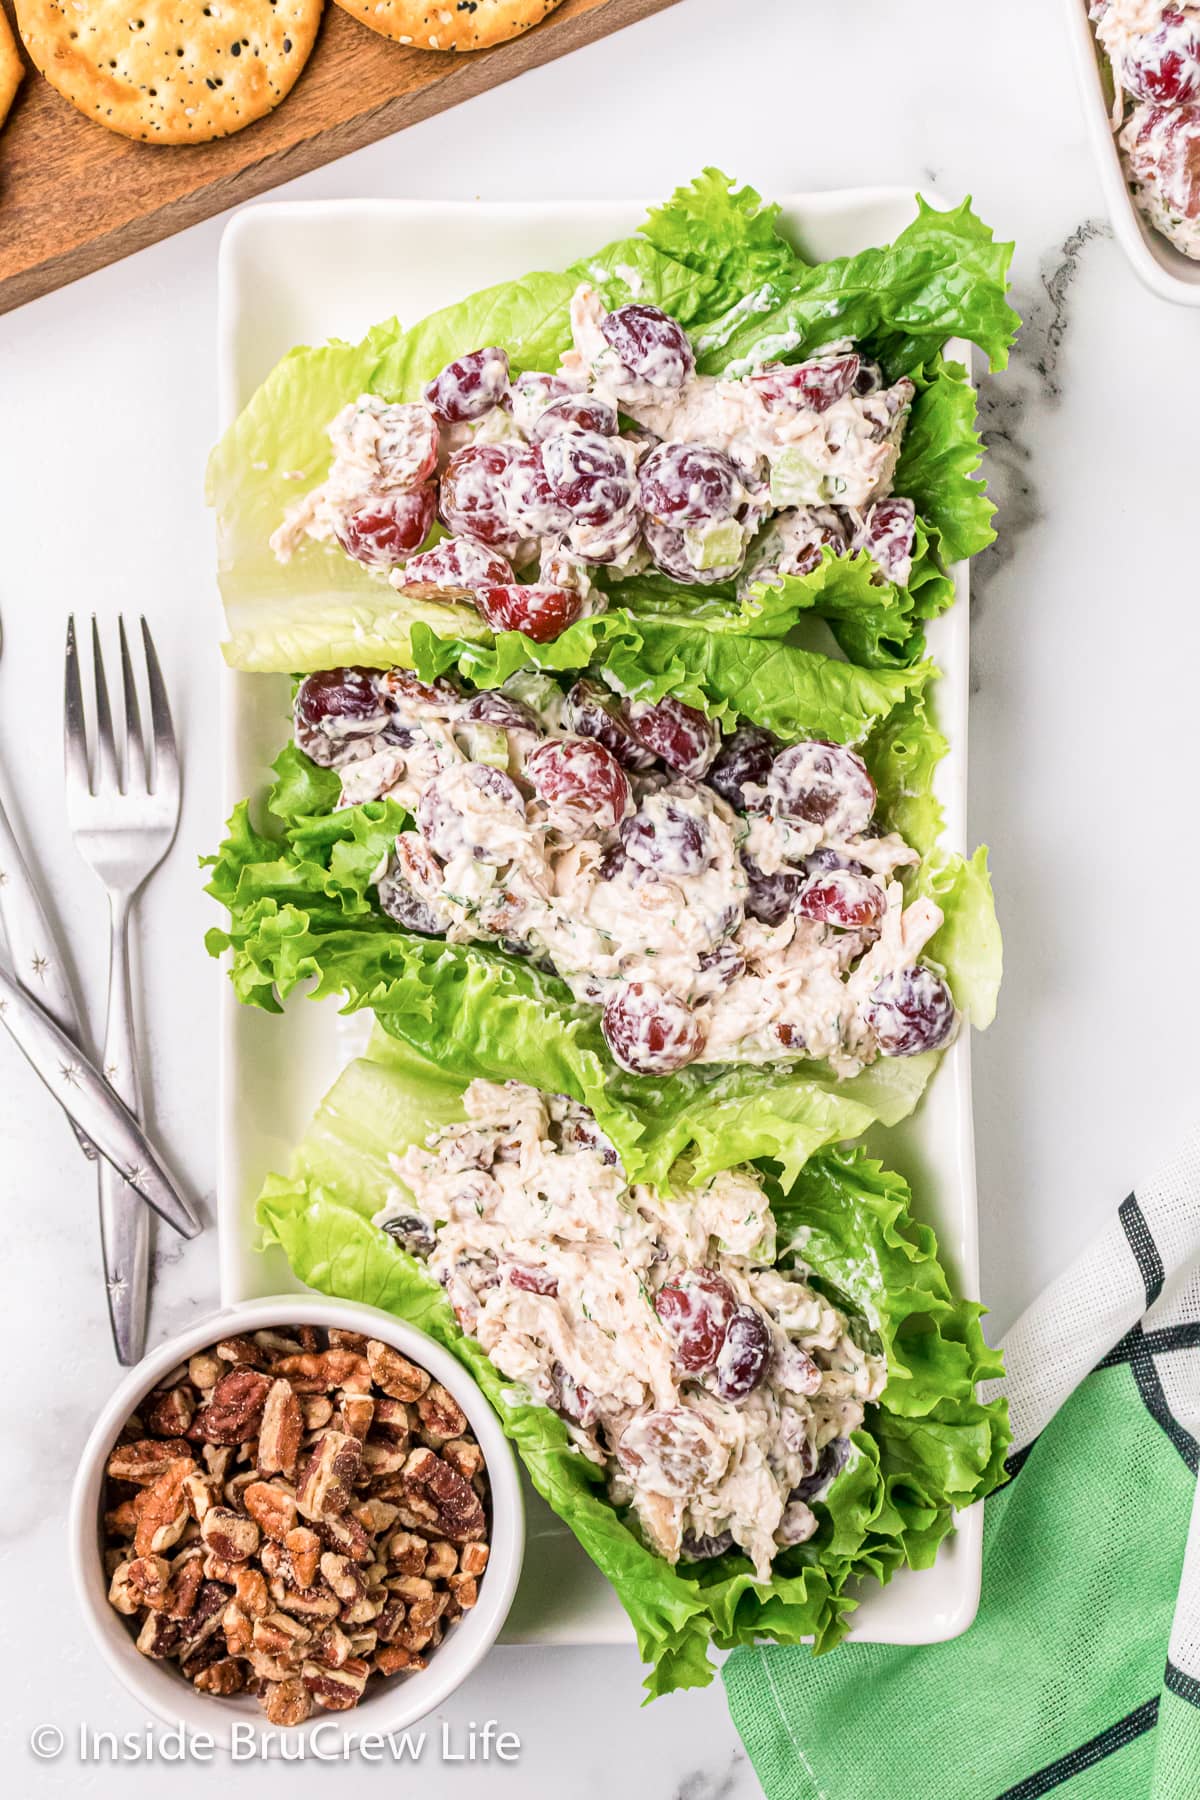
0, 796, 97, 1160
0, 964, 201, 1240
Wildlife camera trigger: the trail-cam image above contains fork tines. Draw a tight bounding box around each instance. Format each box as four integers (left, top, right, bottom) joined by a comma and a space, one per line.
64, 616, 179, 810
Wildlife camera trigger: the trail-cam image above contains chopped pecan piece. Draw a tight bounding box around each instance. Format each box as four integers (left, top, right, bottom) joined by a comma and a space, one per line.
234, 1566, 270, 1619
188, 1352, 222, 1391
374, 1644, 425, 1676
385, 1530, 429, 1577
108, 1555, 171, 1616
416, 1383, 468, 1446
252, 1611, 311, 1668
200, 1507, 260, 1564
300, 1395, 334, 1432
458, 1541, 490, 1578
361, 1438, 408, 1480
401, 1447, 485, 1543
262, 1678, 313, 1726
105, 1499, 139, 1540
146, 1387, 196, 1438
189, 1369, 271, 1446
337, 1393, 375, 1441
133, 1458, 196, 1557
270, 1350, 372, 1395
193, 1658, 246, 1696
222, 1599, 253, 1656
107, 1438, 190, 1486
318, 1552, 364, 1605
327, 1329, 369, 1352
284, 1526, 321, 1590
243, 1481, 298, 1542
181, 1471, 219, 1523
443, 1437, 486, 1483
164, 1552, 204, 1619
424, 1541, 458, 1583
296, 1432, 361, 1523
366, 1339, 431, 1403
371, 1397, 412, 1444
447, 1572, 479, 1609
258, 1379, 304, 1482
136, 1611, 185, 1659
311, 1622, 352, 1669
216, 1336, 267, 1368
303, 1655, 369, 1711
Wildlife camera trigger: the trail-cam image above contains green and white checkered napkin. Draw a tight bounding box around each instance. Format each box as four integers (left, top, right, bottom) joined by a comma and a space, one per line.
724, 1131, 1200, 1800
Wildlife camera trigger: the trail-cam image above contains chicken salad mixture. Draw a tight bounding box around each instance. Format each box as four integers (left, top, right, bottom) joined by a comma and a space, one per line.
1091, 1, 1200, 257
377, 1079, 885, 1579
295, 662, 957, 1079
270, 290, 919, 638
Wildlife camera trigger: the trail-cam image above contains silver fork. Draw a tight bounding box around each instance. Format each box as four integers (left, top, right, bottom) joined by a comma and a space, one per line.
65, 616, 182, 1365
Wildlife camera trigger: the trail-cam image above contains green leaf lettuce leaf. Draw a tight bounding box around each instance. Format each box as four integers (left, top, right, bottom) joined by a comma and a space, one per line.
254, 1043, 1009, 1697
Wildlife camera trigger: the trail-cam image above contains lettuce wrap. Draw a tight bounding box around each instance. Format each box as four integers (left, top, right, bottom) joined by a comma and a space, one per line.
255, 1032, 1009, 1697
208, 172, 1018, 674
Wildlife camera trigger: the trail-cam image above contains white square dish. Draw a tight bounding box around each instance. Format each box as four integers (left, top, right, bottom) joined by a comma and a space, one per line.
215, 190, 982, 1648
1060, 0, 1200, 304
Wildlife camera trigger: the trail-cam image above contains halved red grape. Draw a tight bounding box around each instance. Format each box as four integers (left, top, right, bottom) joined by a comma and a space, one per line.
768, 740, 876, 837
530, 394, 619, 442
423, 347, 510, 424
508, 1264, 559, 1296
708, 727, 778, 812
478, 583, 584, 643
526, 737, 632, 833
697, 944, 747, 987
563, 679, 656, 771
504, 444, 574, 538
396, 536, 515, 599
334, 486, 436, 567
295, 667, 386, 735
639, 443, 742, 528
749, 352, 860, 413
416, 763, 526, 863
601, 980, 705, 1074
1121, 9, 1200, 104
541, 430, 635, 525
461, 690, 541, 731
680, 1530, 736, 1561
711, 1305, 771, 1402
377, 869, 445, 936
795, 869, 886, 929
863, 497, 916, 585
617, 1409, 722, 1495
620, 798, 713, 877
551, 1361, 597, 1428
791, 1436, 850, 1502
741, 855, 802, 925
600, 303, 694, 389
764, 506, 851, 580
865, 966, 956, 1056
654, 1269, 736, 1372
625, 695, 720, 779
370, 402, 440, 487
642, 518, 738, 585
439, 442, 524, 554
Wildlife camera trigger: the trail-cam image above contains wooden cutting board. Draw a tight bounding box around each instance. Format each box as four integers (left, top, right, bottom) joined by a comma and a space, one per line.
0, 0, 681, 315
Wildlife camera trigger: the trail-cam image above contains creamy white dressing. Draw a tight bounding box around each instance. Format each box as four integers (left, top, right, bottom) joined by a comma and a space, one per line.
377, 1079, 884, 1576
307, 672, 943, 1077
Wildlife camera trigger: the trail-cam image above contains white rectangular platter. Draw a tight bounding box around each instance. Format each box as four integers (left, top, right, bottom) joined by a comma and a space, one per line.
217, 190, 981, 1648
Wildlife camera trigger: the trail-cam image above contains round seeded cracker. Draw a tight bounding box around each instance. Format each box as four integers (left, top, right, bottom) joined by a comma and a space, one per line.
0, 8, 25, 130
15, 0, 323, 143
331, 0, 564, 53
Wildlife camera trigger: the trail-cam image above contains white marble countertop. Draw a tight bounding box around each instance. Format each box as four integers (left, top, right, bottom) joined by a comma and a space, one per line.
2, 0, 1198, 1790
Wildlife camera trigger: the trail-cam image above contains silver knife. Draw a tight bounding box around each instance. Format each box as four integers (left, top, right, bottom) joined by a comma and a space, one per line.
0, 962, 201, 1239
0, 792, 97, 1158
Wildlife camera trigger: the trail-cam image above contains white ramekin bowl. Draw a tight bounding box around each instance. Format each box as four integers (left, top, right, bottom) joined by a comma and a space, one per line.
69, 1294, 524, 1746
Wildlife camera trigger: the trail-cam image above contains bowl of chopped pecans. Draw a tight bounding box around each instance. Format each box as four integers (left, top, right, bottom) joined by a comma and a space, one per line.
69, 1295, 524, 1741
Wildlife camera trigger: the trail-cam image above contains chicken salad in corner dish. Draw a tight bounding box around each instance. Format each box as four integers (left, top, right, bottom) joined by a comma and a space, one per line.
378, 1078, 885, 1581
1090, 1, 1200, 256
